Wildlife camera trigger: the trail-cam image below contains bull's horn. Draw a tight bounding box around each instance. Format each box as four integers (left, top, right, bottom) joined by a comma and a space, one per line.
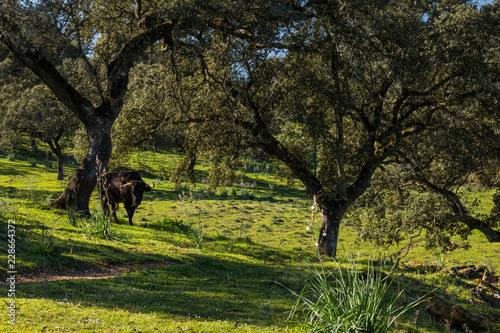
121, 182, 133, 189
146, 182, 155, 189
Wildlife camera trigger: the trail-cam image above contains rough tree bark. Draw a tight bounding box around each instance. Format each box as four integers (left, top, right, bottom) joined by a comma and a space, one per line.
316, 196, 350, 257
50, 119, 114, 211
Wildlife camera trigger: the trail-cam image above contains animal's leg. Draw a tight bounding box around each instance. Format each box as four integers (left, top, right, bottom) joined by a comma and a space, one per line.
125, 206, 136, 226
101, 195, 110, 216
110, 202, 119, 223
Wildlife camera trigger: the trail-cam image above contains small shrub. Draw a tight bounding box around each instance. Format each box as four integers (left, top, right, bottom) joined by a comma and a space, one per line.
240, 189, 255, 200
230, 187, 238, 196
218, 187, 228, 197
480, 257, 496, 274
42, 158, 54, 169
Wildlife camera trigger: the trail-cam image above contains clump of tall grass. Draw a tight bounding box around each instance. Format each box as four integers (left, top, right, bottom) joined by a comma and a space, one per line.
288, 256, 432, 332
82, 208, 116, 241
190, 222, 205, 250
65, 189, 80, 226
433, 248, 448, 270
26, 175, 37, 201
32, 227, 58, 256
178, 189, 205, 250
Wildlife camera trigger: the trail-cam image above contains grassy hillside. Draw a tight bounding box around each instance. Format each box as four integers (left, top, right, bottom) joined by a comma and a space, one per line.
0, 146, 499, 332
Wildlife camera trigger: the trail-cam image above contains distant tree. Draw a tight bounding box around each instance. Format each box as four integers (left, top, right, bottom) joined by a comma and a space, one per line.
0, 50, 78, 179
3, 84, 78, 180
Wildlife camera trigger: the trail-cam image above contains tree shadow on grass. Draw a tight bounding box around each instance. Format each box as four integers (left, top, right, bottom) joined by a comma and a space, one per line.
16, 253, 300, 328
0, 184, 63, 201
12, 244, 500, 331
0, 228, 180, 282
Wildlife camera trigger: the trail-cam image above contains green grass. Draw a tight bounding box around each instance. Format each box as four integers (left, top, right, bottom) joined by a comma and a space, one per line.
0, 146, 499, 332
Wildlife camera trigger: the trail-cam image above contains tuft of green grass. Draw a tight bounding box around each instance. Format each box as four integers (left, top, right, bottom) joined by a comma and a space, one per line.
433, 249, 448, 271
288, 256, 433, 332
190, 221, 205, 250
31, 228, 59, 257
82, 208, 117, 241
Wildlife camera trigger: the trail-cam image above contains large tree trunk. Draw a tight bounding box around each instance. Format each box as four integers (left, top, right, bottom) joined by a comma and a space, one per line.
318, 212, 341, 257
317, 197, 350, 257
50, 119, 113, 214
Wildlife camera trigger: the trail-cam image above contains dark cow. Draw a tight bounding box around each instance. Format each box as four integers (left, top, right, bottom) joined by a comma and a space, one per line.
100, 170, 154, 225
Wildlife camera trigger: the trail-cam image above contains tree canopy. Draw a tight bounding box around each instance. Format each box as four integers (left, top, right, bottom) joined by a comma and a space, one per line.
1, 0, 498, 256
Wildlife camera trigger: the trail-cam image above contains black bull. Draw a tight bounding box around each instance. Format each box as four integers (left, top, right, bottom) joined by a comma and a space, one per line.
100, 170, 154, 225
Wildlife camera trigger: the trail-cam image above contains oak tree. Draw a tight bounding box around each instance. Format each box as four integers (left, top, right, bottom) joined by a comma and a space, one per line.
161, 0, 500, 256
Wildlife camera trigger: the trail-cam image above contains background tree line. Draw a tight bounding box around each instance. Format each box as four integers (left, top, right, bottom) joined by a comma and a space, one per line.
0, 0, 498, 256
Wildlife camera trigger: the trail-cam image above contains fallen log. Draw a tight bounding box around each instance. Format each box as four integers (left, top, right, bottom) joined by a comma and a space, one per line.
425, 296, 489, 332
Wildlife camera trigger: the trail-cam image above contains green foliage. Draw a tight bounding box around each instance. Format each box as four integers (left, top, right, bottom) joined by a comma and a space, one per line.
288, 257, 432, 332
486, 188, 500, 229
2, 0, 498, 259
350, 169, 474, 253
27, 157, 37, 167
